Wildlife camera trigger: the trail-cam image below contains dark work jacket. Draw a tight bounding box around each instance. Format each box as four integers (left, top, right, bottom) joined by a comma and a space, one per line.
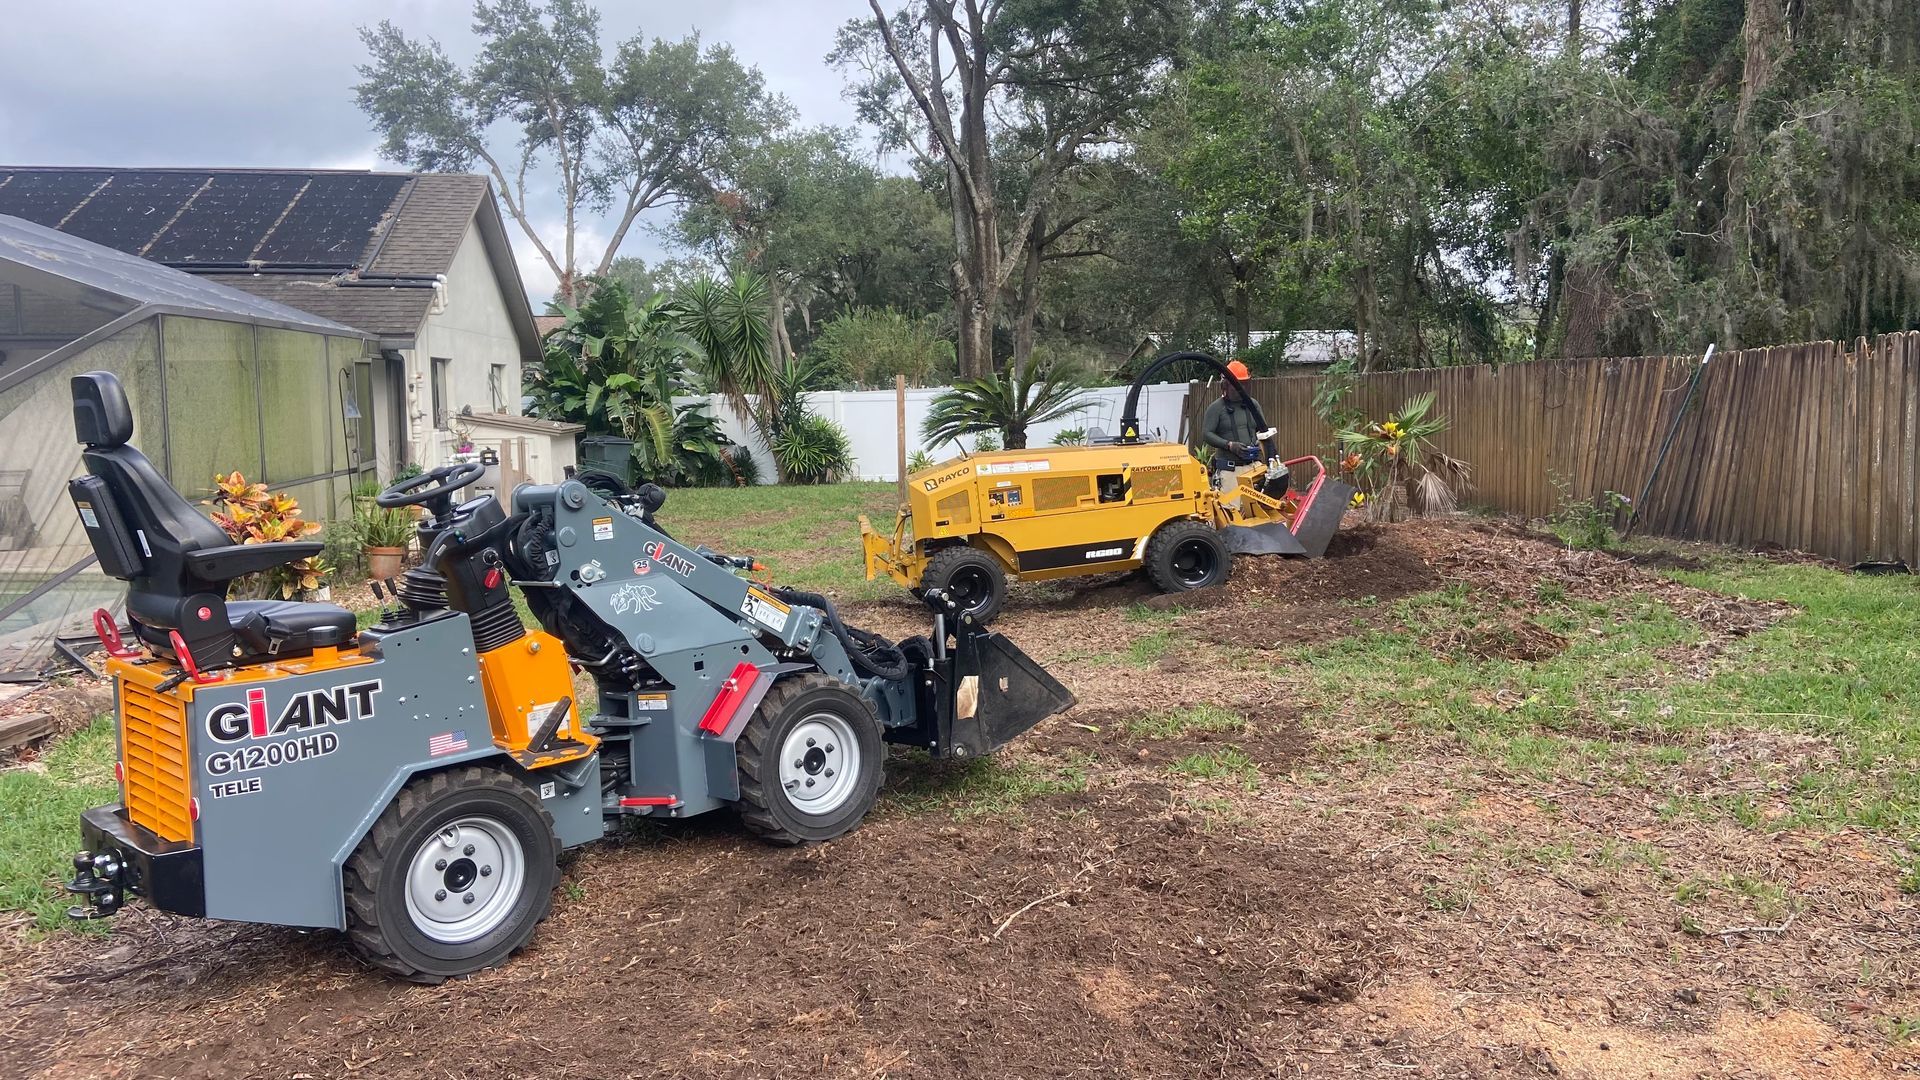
1201, 395, 1262, 464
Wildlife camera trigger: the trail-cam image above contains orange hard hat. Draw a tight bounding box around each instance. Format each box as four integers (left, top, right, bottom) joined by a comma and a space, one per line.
1226, 359, 1250, 381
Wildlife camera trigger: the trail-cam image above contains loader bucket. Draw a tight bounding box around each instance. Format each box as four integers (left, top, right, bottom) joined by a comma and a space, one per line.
948, 630, 1078, 757
1220, 523, 1307, 556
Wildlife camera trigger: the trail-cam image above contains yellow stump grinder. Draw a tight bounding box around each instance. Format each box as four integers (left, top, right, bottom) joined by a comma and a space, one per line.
863, 351, 1354, 621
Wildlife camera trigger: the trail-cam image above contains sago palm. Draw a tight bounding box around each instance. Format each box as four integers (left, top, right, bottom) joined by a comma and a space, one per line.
921, 356, 1092, 452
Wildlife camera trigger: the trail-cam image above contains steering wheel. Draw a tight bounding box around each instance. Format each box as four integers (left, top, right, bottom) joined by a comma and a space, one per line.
375, 462, 487, 511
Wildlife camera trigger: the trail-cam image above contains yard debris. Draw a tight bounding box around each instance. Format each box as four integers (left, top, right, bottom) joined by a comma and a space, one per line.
1430, 616, 1567, 662
0, 679, 109, 767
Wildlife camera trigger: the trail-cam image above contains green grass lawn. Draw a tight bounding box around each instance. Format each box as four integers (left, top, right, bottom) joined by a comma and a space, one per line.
661, 481, 904, 600
1, 715, 117, 930
1296, 556, 1920, 848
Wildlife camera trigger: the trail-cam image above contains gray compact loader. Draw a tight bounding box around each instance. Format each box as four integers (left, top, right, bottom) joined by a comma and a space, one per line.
61, 370, 1075, 981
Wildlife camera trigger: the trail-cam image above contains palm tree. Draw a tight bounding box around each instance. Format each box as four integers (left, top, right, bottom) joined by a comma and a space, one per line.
921, 355, 1094, 451
674, 271, 776, 435
1334, 391, 1473, 518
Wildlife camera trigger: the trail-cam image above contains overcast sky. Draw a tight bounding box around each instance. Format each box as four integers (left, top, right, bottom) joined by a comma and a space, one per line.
0, 0, 868, 304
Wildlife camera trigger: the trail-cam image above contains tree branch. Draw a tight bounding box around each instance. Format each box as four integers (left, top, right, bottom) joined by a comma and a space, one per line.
475, 145, 564, 289
868, 0, 986, 220
989, 128, 1094, 291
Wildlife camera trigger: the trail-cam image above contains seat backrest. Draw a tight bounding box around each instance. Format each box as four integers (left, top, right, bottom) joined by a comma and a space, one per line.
71, 372, 232, 585
70, 371, 243, 655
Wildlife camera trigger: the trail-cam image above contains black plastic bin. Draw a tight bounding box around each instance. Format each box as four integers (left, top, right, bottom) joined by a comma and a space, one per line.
576, 435, 636, 486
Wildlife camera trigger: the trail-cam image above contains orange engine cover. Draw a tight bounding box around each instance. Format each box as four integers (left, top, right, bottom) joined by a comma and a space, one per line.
475, 630, 584, 752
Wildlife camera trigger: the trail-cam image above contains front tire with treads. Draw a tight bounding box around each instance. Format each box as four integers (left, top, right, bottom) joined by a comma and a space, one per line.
343, 766, 558, 982
734, 674, 884, 845
1144, 517, 1231, 593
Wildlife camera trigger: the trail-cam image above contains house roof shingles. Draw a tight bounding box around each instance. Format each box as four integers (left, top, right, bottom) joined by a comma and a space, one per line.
194, 273, 436, 338
365, 173, 488, 277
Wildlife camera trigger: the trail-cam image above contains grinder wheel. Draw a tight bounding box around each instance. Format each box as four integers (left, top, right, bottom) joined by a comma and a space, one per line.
1144, 518, 1231, 593
919, 545, 1007, 624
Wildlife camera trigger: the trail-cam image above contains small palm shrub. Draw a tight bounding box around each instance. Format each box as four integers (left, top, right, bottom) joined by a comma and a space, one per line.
1334, 392, 1474, 519
772, 414, 854, 484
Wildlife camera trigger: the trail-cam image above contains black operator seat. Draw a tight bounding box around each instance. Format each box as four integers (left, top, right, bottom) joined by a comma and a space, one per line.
67, 371, 356, 667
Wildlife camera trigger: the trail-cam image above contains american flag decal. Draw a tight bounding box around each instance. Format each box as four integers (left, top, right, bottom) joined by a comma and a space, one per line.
428, 730, 469, 757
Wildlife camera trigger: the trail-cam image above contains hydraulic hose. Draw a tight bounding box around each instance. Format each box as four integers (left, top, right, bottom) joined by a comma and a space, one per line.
772, 587, 911, 681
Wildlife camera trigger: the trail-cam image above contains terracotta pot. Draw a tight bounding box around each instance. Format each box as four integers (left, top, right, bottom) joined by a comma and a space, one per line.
365, 546, 407, 581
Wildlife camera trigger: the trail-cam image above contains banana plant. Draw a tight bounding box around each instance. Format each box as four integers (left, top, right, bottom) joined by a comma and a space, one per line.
527, 279, 733, 485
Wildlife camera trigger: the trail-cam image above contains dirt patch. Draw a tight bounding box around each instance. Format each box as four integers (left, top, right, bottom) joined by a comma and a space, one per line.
1184, 601, 1385, 649
1, 782, 1397, 1079
1363, 976, 1906, 1079
1621, 549, 1711, 571
1234, 529, 1441, 603
4, 514, 1877, 1078
1138, 584, 1232, 612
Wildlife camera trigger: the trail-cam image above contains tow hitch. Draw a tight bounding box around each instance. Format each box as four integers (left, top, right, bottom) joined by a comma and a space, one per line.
65, 850, 126, 920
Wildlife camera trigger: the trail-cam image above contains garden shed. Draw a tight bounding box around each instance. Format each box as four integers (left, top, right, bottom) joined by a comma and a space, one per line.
0, 214, 375, 678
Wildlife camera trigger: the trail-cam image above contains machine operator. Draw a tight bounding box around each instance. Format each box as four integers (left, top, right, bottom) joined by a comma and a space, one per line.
1201, 358, 1264, 490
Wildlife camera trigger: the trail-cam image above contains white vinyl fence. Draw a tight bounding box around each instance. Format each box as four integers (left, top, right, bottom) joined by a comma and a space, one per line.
681, 382, 1196, 483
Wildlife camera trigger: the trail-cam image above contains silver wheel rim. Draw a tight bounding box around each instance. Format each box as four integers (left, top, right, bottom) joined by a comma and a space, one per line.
778, 711, 862, 817
403, 815, 525, 944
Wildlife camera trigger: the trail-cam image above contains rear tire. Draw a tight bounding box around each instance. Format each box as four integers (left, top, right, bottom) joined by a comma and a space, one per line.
344, 766, 557, 982
735, 674, 885, 845
920, 545, 1007, 624
1144, 518, 1231, 593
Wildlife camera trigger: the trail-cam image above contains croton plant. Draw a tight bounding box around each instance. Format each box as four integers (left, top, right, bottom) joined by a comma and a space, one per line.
204, 471, 331, 599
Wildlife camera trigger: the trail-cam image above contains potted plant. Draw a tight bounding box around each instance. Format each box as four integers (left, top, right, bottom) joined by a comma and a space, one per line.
391, 462, 429, 520
357, 501, 415, 581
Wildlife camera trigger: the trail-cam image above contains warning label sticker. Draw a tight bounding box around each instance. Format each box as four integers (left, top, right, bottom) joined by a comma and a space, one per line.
977, 459, 1052, 476
592, 517, 614, 541
741, 588, 790, 633
528, 699, 572, 739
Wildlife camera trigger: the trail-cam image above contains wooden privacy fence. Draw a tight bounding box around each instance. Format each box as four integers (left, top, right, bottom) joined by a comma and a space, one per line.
1182, 331, 1920, 566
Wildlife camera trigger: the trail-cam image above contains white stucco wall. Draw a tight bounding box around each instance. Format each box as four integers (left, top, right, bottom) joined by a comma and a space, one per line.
402, 223, 527, 471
